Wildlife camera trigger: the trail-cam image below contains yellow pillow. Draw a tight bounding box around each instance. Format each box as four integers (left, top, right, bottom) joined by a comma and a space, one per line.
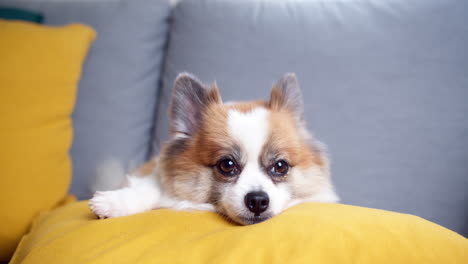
0, 20, 95, 261
10, 202, 467, 263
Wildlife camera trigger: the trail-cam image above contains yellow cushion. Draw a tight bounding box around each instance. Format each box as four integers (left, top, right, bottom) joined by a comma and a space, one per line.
0, 20, 95, 260
10, 202, 467, 263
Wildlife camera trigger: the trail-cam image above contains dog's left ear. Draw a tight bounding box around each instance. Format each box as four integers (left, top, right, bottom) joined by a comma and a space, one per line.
170, 73, 222, 137
269, 73, 304, 120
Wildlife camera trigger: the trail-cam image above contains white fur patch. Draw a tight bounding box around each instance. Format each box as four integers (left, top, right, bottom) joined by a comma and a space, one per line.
223, 107, 290, 219
89, 168, 215, 219
89, 174, 161, 218
227, 107, 269, 160
89, 106, 338, 223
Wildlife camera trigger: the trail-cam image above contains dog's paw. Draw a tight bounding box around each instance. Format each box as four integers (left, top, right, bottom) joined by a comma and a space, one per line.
89, 190, 129, 219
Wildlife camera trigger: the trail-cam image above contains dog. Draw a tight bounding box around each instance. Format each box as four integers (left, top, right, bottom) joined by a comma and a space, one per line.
89, 73, 339, 225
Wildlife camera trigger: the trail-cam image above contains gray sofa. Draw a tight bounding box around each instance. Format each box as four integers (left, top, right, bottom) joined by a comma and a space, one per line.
2, 0, 467, 236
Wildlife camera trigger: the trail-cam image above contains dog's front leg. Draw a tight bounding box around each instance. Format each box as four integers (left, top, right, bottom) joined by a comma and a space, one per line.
89, 175, 161, 219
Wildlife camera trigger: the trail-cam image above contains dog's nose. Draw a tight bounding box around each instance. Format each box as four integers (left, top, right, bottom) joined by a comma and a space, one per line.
244, 191, 269, 215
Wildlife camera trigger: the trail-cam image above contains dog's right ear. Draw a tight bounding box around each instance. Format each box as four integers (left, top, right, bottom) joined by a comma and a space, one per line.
269, 73, 304, 121
169, 73, 222, 137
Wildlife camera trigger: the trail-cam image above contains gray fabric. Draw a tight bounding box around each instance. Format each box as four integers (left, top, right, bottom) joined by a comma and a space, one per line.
155, 0, 468, 235
0, 0, 171, 199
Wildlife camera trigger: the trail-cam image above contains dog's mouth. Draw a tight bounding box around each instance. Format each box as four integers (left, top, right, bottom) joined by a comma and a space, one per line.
217, 204, 274, 225
236, 214, 272, 225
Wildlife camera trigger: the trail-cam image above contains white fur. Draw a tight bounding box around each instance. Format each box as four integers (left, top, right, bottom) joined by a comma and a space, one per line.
286, 188, 339, 210
89, 106, 338, 222
89, 174, 160, 218
221, 107, 291, 220
285, 164, 339, 209
227, 108, 269, 158
89, 167, 215, 219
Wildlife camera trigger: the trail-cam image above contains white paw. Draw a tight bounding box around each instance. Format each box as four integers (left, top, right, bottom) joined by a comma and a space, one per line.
89, 190, 131, 219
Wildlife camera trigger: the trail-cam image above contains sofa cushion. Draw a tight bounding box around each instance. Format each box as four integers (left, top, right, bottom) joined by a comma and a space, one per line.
10, 202, 468, 263
0, 20, 95, 261
154, 0, 468, 235
0, 0, 172, 199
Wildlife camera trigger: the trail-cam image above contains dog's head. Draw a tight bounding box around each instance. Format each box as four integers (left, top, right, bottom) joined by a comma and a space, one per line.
159, 73, 338, 225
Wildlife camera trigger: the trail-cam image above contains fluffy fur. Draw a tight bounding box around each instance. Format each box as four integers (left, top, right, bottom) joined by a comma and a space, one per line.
89, 73, 339, 225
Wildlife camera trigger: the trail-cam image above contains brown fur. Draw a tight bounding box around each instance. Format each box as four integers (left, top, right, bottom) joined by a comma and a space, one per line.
91, 74, 336, 225
132, 157, 158, 177
158, 86, 227, 203
136, 80, 332, 209
227, 100, 268, 113
269, 85, 286, 112
266, 109, 324, 168
158, 108, 328, 204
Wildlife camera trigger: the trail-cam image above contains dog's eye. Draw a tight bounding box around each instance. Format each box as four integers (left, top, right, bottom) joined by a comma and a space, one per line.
217, 159, 240, 177
269, 160, 289, 177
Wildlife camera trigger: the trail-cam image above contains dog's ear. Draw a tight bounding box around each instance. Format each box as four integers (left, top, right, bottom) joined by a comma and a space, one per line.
170, 73, 222, 137
269, 73, 304, 119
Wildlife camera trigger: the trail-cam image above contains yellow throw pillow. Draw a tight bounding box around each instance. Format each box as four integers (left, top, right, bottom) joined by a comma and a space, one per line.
0, 20, 95, 261
10, 202, 468, 263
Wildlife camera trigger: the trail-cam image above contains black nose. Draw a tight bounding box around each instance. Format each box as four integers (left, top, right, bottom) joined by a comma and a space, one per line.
244, 191, 269, 215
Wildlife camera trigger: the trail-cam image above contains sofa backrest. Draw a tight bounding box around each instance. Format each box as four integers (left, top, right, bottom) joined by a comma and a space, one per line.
153, 0, 468, 235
